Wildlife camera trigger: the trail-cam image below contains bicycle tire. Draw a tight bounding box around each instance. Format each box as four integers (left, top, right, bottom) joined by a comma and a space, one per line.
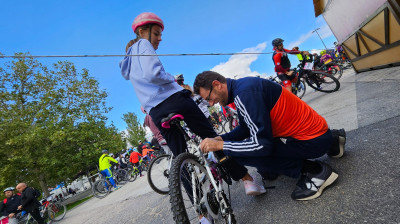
147, 154, 171, 195
92, 179, 111, 199
115, 169, 128, 185
294, 79, 306, 99
325, 63, 343, 82
305, 72, 340, 93
169, 152, 236, 224
127, 169, 137, 182
48, 202, 67, 222
141, 161, 149, 172
215, 122, 224, 134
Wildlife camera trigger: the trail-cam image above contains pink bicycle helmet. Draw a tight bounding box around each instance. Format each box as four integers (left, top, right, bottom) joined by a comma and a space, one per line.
132, 12, 164, 33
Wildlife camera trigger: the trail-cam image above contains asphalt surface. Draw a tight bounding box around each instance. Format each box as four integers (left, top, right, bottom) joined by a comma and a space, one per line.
58, 66, 400, 224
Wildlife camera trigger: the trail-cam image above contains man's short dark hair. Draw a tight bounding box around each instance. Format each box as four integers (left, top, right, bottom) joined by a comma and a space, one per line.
193, 71, 227, 94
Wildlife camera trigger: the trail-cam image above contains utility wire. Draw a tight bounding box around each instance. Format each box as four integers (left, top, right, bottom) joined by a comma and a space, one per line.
0, 50, 325, 59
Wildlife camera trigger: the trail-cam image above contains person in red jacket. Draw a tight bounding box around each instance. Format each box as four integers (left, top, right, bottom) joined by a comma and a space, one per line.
129, 149, 143, 177
142, 145, 155, 161
272, 38, 309, 93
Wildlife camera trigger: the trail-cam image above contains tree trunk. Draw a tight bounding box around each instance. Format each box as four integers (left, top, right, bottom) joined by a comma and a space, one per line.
38, 173, 50, 197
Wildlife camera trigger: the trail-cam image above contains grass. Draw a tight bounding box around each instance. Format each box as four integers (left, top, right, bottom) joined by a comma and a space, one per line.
66, 195, 93, 211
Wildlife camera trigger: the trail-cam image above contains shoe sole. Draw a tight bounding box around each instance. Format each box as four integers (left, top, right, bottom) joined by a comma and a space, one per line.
331, 136, 346, 158
246, 190, 267, 196
296, 171, 339, 201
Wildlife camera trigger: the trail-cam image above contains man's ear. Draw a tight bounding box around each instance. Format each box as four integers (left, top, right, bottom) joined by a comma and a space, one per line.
214, 80, 224, 91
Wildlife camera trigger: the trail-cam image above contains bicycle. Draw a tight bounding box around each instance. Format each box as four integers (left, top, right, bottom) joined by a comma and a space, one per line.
221, 107, 239, 132
295, 56, 340, 93
162, 113, 236, 224
211, 118, 225, 134
314, 61, 343, 81
147, 152, 173, 195
127, 157, 148, 182
268, 75, 307, 99
16, 196, 67, 223
113, 168, 128, 185
91, 170, 119, 199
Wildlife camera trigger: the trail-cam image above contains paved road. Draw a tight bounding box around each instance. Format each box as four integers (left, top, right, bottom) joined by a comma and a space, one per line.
59, 66, 400, 224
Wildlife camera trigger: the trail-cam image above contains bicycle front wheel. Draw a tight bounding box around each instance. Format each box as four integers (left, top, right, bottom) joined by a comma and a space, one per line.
305, 72, 340, 93
294, 79, 306, 99
147, 154, 171, 195
169, 152, 236, 224
92, 179, 111, 199
48, 202, 67, 221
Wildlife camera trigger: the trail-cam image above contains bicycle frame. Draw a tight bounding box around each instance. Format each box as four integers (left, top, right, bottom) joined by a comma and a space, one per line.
172, 119, 234, 219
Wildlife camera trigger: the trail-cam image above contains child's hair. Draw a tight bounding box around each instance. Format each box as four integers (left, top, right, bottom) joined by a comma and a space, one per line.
125, 24, 151, 53
181, 84, 194, 97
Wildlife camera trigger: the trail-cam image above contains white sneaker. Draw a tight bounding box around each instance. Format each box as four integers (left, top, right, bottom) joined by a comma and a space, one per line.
199, 216, 212, 224
243, 176, 267, 195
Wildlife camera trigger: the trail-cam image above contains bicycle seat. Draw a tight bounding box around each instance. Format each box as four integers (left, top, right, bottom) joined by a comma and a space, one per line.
161, 113, 184, 129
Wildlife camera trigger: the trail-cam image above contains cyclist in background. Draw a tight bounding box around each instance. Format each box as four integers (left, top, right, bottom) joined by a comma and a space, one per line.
142, 145, 154, 161
99, 150, 119, 190
137, 140, 144, 154
293, 46, 311, 63
319, 50, 341, 72
16, 183, 44, 224
334, 42, 343, 58
272, 38, 309, 93
119, 154, 128, 169
129, 148, 144, 177
0, 187, 21, 224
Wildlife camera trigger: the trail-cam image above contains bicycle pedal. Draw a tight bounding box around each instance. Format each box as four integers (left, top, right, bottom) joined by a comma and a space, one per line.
216, 155, 230, 164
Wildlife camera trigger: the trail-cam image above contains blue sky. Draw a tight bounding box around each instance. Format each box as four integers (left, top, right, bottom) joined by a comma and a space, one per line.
0, 0, 337, 131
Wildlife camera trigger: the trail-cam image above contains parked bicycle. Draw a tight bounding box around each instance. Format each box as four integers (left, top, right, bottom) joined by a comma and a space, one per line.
162, 113, 236, 224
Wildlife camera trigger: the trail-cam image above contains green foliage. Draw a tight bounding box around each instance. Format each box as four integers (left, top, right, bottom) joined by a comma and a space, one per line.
122, 112, 146, 148
0, 53, 124, 196
208, 105, 220, 114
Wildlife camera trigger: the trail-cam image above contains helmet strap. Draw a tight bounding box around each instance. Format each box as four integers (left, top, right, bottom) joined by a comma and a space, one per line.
148, 24, 153, 44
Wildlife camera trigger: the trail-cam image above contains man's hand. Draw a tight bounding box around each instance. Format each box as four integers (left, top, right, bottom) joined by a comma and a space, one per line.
200, 138, 224, 153
17, 205, 22, 210
213, 136, 223, 141
8, 213, 15, 218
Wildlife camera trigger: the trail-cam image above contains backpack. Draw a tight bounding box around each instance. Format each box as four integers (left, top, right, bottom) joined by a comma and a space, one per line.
31, 187, 41, 198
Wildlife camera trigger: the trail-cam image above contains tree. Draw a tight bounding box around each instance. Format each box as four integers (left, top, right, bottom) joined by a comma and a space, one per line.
0, 53, 124, 196
122, 112, 146, 148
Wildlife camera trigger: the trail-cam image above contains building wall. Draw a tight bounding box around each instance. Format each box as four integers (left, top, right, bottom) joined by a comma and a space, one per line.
322, 0, 387, 43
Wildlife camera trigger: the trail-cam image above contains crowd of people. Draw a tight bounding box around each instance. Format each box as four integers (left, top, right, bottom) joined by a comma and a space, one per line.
1, 9, 352, 224
97, 137, 165, 190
